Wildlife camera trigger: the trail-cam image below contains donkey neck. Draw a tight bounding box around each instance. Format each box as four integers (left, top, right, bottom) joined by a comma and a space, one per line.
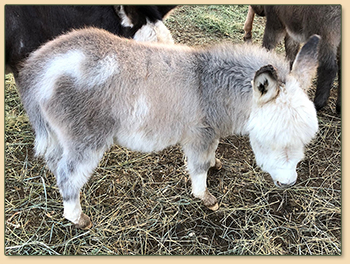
195, 47, 255, 137
194, 43, 290, 138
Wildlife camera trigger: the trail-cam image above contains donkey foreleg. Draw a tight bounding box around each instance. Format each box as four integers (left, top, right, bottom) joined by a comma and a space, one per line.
183, 137, 220, 211
63, 197, 92, 229
314, 43, 338, 111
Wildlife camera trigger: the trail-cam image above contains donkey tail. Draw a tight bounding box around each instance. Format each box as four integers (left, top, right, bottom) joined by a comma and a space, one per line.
18, 84, 54, 158
28, 101, 55, 157
32, 108, 53, 158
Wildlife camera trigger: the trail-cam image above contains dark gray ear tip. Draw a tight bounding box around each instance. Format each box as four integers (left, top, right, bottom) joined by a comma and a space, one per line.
301, 35, 321, 52
309, 34, 321, 44
293, 34, 321, 63
254, 64, 278, 81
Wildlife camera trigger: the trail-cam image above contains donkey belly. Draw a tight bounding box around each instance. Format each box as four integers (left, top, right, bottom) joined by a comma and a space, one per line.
112, 89, 194, 153
115, 128, 179, 153
113, 97, 183, 152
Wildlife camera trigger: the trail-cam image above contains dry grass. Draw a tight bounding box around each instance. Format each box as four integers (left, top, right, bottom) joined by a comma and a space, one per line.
4, 5, 341, 255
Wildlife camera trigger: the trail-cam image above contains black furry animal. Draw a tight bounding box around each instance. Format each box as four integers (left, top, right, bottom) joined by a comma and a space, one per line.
5, 5, 176, 78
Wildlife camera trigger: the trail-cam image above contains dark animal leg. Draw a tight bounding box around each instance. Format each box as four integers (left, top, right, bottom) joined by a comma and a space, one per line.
314, 43, 338, 111
243, 6, 255, 42
284, 34, 300, 69
262, 7, 286, 50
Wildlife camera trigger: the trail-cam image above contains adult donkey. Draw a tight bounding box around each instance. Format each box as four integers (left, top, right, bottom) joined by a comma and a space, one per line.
243, 5, 341, 113
17, 28, 319, 228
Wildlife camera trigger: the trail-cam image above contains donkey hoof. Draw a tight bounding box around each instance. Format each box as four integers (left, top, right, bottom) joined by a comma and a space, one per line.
243, 33, 252, 42
207, 203, 219, 211
203, 190, 219, 211
74, 213, 93, 229
214, 158, 222, 170
314, 97, 327, 112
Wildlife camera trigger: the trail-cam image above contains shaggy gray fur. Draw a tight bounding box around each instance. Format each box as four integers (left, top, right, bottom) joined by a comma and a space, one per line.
17, 28, 318, 228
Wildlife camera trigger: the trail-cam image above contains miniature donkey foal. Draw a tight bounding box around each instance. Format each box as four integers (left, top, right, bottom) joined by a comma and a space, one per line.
17, 28, 320, 228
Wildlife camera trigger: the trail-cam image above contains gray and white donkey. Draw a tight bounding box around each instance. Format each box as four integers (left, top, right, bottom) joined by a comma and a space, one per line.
17, 28, 319, 229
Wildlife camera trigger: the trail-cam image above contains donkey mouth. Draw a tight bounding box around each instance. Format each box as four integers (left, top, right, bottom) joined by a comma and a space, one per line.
275, 180, 296, 188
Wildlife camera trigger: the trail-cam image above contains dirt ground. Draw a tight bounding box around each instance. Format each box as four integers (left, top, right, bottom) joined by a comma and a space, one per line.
5, 5, 341, 255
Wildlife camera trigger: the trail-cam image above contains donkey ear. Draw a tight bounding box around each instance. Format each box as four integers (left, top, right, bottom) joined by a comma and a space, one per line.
291, 35, 320, 90
252, 65, 280, 104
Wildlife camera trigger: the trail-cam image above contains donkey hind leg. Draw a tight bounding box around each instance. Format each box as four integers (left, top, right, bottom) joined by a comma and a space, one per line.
243, 5, 255, 42
56, 149, 104, 229
183, 138, 220, 211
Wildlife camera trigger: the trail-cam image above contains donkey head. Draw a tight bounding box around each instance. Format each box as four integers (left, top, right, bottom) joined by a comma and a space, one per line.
248, 35, 320, 188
